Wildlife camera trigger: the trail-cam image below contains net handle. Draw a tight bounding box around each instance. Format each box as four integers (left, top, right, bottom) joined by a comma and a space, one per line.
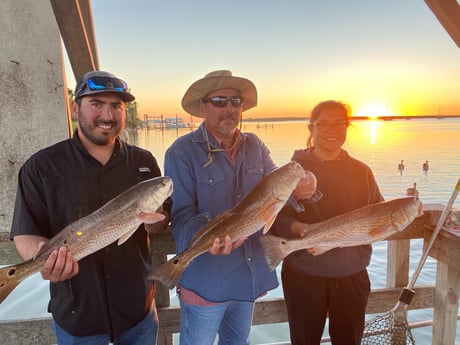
406, 177, 460, 291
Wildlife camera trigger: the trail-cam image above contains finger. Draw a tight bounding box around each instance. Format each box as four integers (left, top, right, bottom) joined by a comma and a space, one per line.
304, 170, 317, 185
231, 237, 246, 250
48, 247, 68, 282
221, 235, 233, 254
209, 238, 222, 255
34, 241, 48, 259
41, 249, 59, 280
60, 251, 78, 279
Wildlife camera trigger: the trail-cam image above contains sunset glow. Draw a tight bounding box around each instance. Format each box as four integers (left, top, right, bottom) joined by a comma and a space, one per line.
354, 102, 394, 119
64, 2, 460, 119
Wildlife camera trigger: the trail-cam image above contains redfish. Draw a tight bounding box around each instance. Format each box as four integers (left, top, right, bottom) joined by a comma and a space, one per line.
0, 177, 173, 304
260, 197, 423, 271
149, 161, 306, 289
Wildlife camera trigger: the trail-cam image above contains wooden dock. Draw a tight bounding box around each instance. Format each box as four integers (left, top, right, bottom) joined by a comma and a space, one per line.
0, 205, 459, 345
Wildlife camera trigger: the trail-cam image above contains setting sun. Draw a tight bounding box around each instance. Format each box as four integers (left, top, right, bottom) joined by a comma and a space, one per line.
354, 102, 393, 119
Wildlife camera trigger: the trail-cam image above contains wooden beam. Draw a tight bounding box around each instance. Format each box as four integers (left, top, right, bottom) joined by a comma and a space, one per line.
425, 0, 460, 48
432, 262, 460, 345
49, 0, 99, 81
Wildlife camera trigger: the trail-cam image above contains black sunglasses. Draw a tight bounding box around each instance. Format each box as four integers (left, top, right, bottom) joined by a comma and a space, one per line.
202, 96, 244, 108
76, 76, 128, 98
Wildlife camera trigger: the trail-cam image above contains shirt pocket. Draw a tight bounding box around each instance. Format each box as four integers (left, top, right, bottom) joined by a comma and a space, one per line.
246, 164, 265, 186
196, 168, 225, 212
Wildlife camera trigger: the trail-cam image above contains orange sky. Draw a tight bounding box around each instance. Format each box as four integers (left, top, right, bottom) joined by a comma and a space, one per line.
66, 2, 460, 120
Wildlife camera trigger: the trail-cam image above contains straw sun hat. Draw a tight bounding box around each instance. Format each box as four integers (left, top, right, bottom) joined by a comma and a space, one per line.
181, 70, 258, 117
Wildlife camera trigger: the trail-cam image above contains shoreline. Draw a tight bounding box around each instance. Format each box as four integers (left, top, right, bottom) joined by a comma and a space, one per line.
243, 115, 460, 122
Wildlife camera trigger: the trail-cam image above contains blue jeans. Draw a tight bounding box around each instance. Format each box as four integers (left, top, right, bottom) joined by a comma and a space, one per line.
52, 313, 158, 345
179, 299, 254, 345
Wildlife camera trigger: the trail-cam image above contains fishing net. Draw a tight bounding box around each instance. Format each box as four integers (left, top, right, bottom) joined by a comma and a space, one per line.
362, 311, 415, 345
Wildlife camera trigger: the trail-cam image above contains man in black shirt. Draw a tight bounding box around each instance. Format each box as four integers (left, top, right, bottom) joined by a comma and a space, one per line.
10, 70, 169, 344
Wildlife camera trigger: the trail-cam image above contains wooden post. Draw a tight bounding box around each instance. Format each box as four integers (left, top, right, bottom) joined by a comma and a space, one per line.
432, 261, 460, 345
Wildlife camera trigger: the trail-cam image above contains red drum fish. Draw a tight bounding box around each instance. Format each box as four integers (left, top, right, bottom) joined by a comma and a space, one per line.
149, 161, 306, 289
0, 177, 173, 304
260, 197, 423, 271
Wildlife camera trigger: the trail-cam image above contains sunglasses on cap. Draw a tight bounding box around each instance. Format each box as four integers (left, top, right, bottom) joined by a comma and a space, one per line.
75, 76, 128, 98
201, 96, 244, 108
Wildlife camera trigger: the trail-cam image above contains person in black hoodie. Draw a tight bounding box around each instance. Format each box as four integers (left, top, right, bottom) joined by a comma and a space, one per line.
271, 100, 384, 345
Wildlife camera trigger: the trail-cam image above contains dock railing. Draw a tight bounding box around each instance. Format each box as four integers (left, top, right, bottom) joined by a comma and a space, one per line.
0, 205, 459, 345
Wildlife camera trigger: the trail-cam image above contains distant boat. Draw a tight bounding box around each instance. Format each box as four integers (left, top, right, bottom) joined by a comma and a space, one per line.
144, 116, 190, 129
164, 117, 188, 129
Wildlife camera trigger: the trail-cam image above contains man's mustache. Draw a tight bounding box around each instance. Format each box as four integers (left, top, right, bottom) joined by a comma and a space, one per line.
218, 113, 238, 121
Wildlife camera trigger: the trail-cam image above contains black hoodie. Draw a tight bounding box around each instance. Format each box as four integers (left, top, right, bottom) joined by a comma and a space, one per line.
271, 148, 384, 277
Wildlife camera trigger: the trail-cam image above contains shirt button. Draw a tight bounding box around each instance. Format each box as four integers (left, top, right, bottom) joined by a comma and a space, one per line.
247, 257, 252, 262
209, 179, 213, 183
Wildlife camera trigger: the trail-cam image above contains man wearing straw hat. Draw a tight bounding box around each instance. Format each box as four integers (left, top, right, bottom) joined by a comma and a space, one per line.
164, 70, 317, 344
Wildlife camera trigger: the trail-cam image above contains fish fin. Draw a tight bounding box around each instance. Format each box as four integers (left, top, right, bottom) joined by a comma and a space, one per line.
117, 226, 139, 245
259, 235, 290, 271
262, 203, 278, 234
368, 226, 388, 237
148, 253, 187, 289
137, 211, 165, 224
0, 263, 29, 304
309, 246, 331, 256
118, 212, 165, 245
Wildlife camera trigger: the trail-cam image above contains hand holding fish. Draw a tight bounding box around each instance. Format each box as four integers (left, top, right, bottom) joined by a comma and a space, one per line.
41, 245, 79, 283
209, 235, 246, 255
293, 170, 317, 201
289, 221, 316, 254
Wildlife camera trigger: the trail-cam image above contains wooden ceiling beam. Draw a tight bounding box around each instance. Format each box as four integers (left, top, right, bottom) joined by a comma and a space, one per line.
49, 0, 99, 81
425, 0, 460, 48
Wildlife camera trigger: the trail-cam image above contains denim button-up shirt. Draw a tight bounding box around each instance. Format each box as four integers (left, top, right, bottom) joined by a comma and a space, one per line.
164, 123, 279, 302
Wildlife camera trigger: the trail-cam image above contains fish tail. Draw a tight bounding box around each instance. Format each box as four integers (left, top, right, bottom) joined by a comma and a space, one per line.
259, 235, 290, 271
0, 263, 27, 304
148, 254, 187, 289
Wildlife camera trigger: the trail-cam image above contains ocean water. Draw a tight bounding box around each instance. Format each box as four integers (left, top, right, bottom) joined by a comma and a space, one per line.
1, 117, 459, 344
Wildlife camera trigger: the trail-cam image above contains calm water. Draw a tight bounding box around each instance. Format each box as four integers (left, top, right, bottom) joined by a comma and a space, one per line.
1, 118, 459, 344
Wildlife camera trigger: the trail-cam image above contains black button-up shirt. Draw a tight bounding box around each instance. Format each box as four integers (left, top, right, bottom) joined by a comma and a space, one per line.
11, 130, 161, 340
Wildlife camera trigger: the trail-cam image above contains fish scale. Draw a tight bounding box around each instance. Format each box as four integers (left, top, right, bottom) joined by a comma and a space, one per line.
0, 176, 173, 304
149, 161, 306, 289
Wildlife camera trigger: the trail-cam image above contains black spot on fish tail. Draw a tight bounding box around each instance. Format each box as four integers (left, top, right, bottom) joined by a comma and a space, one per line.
0, 264, 23, 304
148, 255, 187, 290
259, 235, 289, 272
7, 267, 16, 276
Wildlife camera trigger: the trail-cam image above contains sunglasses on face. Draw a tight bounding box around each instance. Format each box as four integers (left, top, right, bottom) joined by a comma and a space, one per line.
312, 121, 349, 133
76, 77, 128, 97
201, 96, 244, 108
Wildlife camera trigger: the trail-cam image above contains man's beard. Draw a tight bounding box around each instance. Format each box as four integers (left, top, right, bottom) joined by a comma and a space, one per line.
78, 112, 122, 145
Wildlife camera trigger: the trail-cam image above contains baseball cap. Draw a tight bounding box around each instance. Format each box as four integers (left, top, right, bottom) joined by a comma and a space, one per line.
74, 70, 135, 102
